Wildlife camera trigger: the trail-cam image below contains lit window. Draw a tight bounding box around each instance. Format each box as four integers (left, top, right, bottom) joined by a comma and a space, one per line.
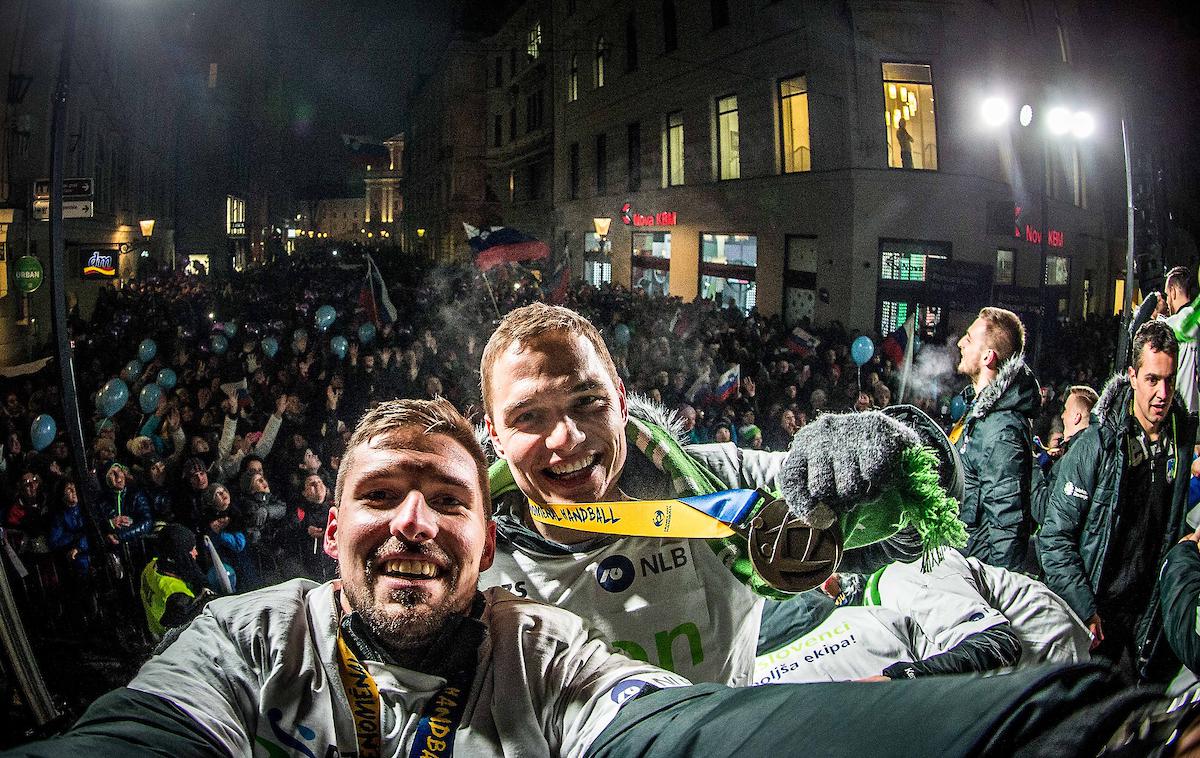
663, 111, 684, 187
717, 95, 739, 180
700, 234, 757, 314
995, 249, 1014, 286
883, 63, 938, 170
527, 22, 542, 59
632, 232, 671, 297
595, 37, 607, 88
779, 75, 811, 173
1045, 255, 1069, 286
568, 54, 579, 102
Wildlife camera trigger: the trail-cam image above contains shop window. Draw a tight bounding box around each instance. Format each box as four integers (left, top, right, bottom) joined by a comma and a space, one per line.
779, 75, 811, 173
877, 239, 951, 341
585, 233, 612, 287
880, 248, 946, 281
664, 111, 684, 187
700, 233, 757, 314
595, 36, 607, 89
632, 231, 671, 297
1045, 255, 1069, 286
883, 63, 938, 170
568, 55, 579, 102
995, 249, 1015, 286
717, 95, 740, 180
880, 301, 943, 338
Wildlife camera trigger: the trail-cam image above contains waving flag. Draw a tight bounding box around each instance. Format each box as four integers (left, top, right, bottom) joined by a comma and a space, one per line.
358, 254, 397, 326
784, 327, 820, 358
715, 365, 741, 402
464, 223, 550, 272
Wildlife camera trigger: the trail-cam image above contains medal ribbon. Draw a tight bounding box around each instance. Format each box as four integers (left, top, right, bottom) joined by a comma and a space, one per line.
528, 489, 764, 538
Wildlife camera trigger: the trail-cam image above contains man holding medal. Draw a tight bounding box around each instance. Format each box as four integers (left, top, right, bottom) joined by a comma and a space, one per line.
480, 303, 964, 685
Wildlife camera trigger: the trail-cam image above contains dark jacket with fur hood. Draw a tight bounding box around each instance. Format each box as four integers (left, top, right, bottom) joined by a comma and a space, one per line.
1038, 372, 1194, 679
956, 355, 1039, 571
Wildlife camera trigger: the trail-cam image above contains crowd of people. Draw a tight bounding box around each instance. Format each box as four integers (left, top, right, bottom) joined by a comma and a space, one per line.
2, 247, 1199, 755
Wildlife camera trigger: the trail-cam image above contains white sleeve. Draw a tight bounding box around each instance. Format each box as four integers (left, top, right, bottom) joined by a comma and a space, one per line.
126, 608, 256, 756
873, 552, 1007, 655
548, 623, 689, 758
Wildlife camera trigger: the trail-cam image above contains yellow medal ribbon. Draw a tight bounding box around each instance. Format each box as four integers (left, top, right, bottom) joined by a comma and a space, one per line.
335, 634, 382, 758
529, 498, 737, 538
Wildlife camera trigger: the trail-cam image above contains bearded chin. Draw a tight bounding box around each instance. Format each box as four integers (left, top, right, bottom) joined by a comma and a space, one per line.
345, 570, 461, 653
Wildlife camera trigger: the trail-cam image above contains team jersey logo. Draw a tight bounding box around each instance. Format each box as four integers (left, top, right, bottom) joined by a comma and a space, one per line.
596, 554, 635, 593
610, 678, 649, 705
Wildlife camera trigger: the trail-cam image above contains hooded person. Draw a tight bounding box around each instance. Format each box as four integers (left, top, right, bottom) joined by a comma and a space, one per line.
139, 523, 214, 639
99, 461, 154, 545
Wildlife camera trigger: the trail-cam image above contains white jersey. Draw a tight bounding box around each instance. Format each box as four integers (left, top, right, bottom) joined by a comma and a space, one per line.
873, 549, 1091, 665
481, 535, 763, 686
753, 606, 924, 684
1163, 308, 1198, 414
128, 579, 688, 758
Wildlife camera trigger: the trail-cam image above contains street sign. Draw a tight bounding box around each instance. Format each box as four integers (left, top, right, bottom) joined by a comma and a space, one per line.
14, 256, 44, 294
33, 177, 93, 200
32, 199, 94, 220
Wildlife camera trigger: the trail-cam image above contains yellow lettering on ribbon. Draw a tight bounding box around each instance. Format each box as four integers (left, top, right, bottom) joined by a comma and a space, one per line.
529, 499, 734, 538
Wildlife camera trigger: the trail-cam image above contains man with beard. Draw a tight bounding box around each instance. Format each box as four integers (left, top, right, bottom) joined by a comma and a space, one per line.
16, 398, 687, 756
951, 306, 1039, 571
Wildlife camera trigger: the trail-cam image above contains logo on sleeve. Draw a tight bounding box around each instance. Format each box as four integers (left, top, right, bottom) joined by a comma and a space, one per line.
596, 554, 635, 593
1063, 481, 1089, 499
610, 678, 649, 705
969, 612, 985, 622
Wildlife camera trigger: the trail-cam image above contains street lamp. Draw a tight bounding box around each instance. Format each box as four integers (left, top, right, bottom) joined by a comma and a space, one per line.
980, 97, 1098, 366
139, 219, 155, 238
592, 216, 612, 253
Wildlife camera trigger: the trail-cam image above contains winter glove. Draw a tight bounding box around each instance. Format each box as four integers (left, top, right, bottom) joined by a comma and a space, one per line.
779, 411, 920, 529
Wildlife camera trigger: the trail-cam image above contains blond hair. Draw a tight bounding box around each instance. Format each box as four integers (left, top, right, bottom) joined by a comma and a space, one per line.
335, 397, 490, 515
978, 307, 1026, 363
480, 302, 618, 416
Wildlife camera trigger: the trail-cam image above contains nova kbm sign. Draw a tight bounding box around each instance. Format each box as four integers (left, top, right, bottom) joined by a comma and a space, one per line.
14, 256, 44, 294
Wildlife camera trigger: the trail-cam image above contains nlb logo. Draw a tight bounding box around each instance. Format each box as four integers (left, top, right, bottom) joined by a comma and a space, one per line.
609, 678, 648, 705
84, 251, 116, 276
596, 554, 635, 593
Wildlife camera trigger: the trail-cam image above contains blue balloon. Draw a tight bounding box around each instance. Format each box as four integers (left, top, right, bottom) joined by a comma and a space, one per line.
99, 378, 129, 418
139, 383, 163, 414
223, 321, 238, 338
31, 414, 56, 452
851, 335, 875, 366
330, 335, 348, 360
950, 395, 968, 422
315, 305, 337, 331
137, 338, 157, 363
210, 333, 229, 355
123, 359, 143, 378
156, 368, 177, 391
358, 322, 377, 345
261, 336, 279, 359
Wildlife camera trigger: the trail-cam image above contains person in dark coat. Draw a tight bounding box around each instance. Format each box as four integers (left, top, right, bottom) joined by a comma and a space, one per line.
952, 307, 1039, 571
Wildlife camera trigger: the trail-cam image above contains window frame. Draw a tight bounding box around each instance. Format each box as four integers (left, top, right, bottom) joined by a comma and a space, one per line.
778, 74, 812, 173
716, 94, 740, 181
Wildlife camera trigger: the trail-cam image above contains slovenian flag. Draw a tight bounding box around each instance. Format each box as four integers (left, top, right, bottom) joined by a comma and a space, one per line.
464, 224, 550, 272
358, 254, 398, 326
715, 365, 740, 402
784, 327, 820, 358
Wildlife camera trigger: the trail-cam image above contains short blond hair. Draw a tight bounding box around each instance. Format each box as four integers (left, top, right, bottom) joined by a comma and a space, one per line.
335, 398, 490, 515
978, 307, 1026, 363
480, 303, 618, 416
1065, 385, 1099, 414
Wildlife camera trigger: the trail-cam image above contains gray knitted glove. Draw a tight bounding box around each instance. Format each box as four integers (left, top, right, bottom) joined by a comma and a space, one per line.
778, 411, 920, 528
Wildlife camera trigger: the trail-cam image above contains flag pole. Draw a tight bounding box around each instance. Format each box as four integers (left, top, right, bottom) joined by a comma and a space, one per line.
480, 269, 501, 319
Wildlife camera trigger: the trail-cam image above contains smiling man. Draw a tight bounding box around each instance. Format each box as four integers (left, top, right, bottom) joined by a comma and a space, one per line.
17, 399, 686, 757
1040, 320, 1196, 682
480, 303, 926, 686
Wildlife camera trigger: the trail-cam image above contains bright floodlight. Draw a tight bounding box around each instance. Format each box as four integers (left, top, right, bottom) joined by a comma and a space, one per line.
1046, 106, 1072, 135
981, 97, 1011, 127
1072, 111, 1095, 139
1019, 104, 1033, 127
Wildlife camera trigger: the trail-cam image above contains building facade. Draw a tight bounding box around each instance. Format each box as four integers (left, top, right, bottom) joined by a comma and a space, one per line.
546, 0, 1112, 351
